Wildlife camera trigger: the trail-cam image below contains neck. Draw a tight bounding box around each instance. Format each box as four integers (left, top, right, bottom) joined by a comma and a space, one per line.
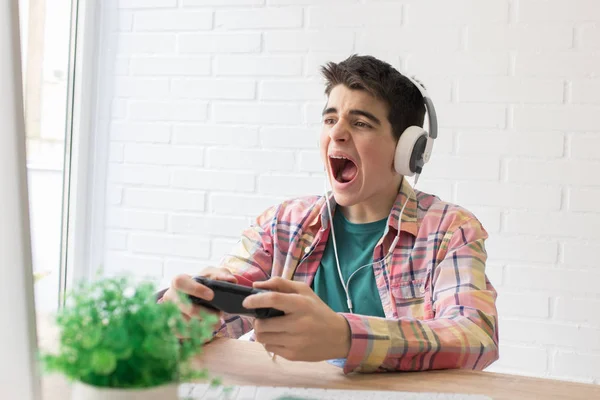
339, 176, 403, 224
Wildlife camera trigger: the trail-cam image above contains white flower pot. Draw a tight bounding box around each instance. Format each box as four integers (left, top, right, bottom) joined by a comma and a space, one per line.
71, 380, 179, 400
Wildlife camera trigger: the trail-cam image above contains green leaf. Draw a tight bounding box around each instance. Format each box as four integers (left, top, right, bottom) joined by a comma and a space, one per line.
91, 349, 117, 375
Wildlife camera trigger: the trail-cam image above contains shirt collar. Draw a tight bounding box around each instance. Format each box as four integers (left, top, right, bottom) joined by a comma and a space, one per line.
313, 177, 418, 237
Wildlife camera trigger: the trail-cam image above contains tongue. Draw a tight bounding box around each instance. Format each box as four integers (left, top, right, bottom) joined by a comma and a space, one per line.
340, 161, 357, 182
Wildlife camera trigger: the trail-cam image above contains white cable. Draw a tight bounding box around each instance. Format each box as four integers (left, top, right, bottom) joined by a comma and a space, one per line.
323, 176, 412, 314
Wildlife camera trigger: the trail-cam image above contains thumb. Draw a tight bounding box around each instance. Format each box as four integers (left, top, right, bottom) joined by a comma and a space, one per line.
253, 276, 307, 294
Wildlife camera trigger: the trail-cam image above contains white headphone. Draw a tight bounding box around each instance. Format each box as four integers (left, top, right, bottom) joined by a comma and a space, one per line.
393, 76, 438, 184
321, 75, 437, 314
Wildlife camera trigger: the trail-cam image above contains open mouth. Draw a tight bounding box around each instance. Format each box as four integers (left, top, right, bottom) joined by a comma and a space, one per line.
329, 155, 358, 184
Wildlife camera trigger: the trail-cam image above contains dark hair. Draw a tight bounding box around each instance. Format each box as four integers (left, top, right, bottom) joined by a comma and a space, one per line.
320, 54, 426, 141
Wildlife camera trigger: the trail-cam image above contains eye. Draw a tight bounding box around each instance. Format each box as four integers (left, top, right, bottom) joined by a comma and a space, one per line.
355, 121, 371, 128
323, 118, 336, 125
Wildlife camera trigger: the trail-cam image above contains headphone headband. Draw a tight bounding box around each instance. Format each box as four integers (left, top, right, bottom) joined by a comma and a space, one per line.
403, 75, 438, 140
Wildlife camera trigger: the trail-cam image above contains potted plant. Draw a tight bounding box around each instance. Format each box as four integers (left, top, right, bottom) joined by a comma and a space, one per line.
40, 275, 221, 400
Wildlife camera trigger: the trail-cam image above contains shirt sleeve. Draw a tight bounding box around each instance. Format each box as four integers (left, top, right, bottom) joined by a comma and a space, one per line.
340, 216, 499, 374
212, 205, 278, 339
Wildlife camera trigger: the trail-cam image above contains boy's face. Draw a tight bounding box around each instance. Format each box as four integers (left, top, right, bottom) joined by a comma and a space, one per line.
320, 84, 401, 209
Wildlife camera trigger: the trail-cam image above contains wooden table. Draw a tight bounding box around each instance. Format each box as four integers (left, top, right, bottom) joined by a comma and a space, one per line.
42, 337, 600, 400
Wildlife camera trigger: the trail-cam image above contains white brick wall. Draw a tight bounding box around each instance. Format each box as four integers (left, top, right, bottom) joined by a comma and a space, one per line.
92, 0, 600, 384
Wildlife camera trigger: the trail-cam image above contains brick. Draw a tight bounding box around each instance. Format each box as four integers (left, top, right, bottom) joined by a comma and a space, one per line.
123, 188, 206, 211
179, 33, 261, 53
356, 28, 461, 54
562, 241, 600, 266
209, 194, 280, 216
258, 174, 325, 197
173, 125, 259, 147
119, 0, 176, 8
408, 52, 509, 76
507, 159, 600, 186
506, 211, 600, 239
459, 206, 501, 233
207, 148, 295, 172
308, 4, 403, 28
215, 8, 302, 29
110, 122, 171, 143
265, 31, 353, 53
305, 53, 356, 76
104, 252, 163, 278
115, 33, 176, 54
260, 80, 325, 101
571, 134, 600, 159
514, 106, 600, 131
170, 215, 249, 237
408, 0, 508, 23
108, 164, 170, 186
518, 0, 600, 22
506, 265, 600, 294
269, 0, 351, 4
458, 78, 563, 103
457, 131, 564, 158
105, 231, 129, 251
299, 151, 323, 173
124, 144, 204, 166
113, 77, 170, 98
437, 104, 506, 128
106, 208, 167, 231
260, 127, 319, 149
112, 99, 127, 119
110, 144, 125, 163
581, 25, 600, 49
497, 292, 549, 318
113, 57, 129, 75
211, 239, 239, 263
134, 11, 212, 31
404, 76, 453, 103
485, 236, 558, 263
106, 186, 122, 206
171, 79, 255, 100
130, 234, 210, 258
213, 103, 302, 124
515, 54, 600, 77
456, 182, 561, 210
553, 352, 600, 381
571, 80, 600, 103
500, 318, 600, 351
128, 100, 208, 122
215, 56, 302, 76
304, 102, 326, 125
569, 187, 600, 213
467, 24, 573, 51
420, 155, 500, 180
486, 344, 548, 375
555, 297, 600, 326
119, 13, 134, 32
484, 262, 504, 288
171, 169, 255, 192
130, 56, 211, 76
184, 0, 264, 5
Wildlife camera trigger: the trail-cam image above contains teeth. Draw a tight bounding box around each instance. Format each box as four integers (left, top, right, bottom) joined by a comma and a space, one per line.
329, 155, 349, 160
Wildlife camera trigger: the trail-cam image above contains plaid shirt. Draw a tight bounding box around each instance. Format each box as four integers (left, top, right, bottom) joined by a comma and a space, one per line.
214, 178, 499, 374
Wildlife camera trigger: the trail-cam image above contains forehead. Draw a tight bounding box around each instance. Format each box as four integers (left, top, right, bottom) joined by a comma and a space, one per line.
325, 85, 389, 117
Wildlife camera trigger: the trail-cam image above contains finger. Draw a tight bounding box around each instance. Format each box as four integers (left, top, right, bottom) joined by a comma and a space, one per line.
242, 291, 304, 314
213, 271, 237, 283
172, 274, 214, 300
252, 276, 308, 294
263, 344, 298, 361
253, 315, 294, 334
254, 332, 292, 347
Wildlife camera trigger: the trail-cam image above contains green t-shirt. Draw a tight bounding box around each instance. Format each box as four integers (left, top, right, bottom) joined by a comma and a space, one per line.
311, 210, 387, 317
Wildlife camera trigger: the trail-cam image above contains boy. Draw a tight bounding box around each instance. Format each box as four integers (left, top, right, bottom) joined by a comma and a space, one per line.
159, 54, 499, 374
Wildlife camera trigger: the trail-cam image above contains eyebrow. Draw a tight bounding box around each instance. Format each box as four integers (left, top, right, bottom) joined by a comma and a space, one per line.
321, 107, 382, 126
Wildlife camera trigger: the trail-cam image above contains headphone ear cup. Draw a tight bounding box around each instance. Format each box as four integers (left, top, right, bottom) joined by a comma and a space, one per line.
394, 126, 428, 176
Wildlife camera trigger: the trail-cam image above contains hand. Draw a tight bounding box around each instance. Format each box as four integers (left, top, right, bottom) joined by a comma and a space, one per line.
242, 277, 351, 362
161, 267, 237, 337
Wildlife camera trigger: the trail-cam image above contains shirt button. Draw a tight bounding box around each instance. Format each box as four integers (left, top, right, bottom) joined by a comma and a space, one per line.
420, 286, 426, 294
304, 247, 311, 253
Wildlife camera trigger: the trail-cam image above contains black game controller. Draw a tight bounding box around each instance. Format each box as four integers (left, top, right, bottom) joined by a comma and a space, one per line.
187, 276, 284, 319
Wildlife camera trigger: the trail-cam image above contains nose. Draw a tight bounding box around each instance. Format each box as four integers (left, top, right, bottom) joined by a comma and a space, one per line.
329, 119, 350, 142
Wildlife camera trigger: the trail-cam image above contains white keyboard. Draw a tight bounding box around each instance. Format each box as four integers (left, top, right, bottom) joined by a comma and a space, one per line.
179, 383, 493, 400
